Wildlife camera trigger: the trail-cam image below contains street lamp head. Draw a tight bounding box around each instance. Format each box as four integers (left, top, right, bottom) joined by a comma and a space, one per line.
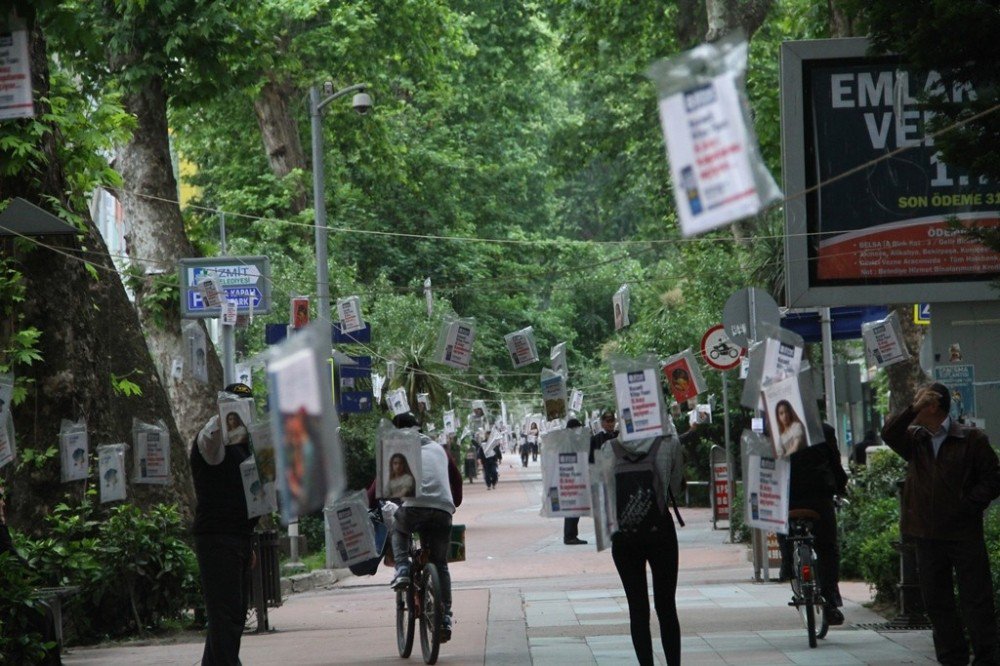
352, 91, 372, 115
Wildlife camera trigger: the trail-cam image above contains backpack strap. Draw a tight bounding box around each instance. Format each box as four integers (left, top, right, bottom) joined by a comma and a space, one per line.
667, 487, 686, 528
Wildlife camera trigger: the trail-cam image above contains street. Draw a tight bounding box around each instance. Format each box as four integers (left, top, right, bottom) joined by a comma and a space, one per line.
63, 454, 936, 665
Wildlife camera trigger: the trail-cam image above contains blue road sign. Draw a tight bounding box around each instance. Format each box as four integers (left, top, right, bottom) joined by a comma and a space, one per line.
914, 303, 931, 325
178, 256, 271, 318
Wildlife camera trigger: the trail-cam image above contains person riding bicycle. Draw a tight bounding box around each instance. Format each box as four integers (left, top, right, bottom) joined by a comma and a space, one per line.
378, 413, 463, 641
778, 422, 848, 626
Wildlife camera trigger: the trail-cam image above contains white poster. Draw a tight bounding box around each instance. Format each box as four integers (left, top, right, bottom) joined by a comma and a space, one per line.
235, 362, 253, 386
612, 366, 664, 442
424, 277, 433, 318
435, 317, 476, 370
505, 326, 539, 368
540, 369, 568, 422
0, 374, 15, 469
326, 492, 379, 567
336, 295, 365, 334
218, 395, 254, 446
387, 387, 410, 417
98, 443, 127, 503
861, 312, 910, 368
761, 375, 811, 458
416, 393, 430, 413
649, 37, 781, 237
198, 276, 223, 308
443, 410, 456, 434
0, 13, 34, 120
590, 481, 615, 552
60, 419, 89, 483
569, 388, 584, 413
761, 338, 803, 384
550, 342, 568, 378
613, 284, 631, 330
746, 454, 790, 534
539, 428, 592, 518
372, 372, 385, 404
132, 420, 170, 485
689, 404, 712, 426
221, 299, 238, 326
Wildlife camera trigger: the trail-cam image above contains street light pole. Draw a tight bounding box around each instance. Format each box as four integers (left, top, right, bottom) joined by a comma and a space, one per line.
309, 82, 370, 327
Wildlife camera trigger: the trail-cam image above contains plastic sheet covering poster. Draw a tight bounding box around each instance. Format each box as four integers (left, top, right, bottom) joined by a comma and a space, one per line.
505, 326, 539, 368
326, 491, 378, 567
613, 284, 631, 330
761, 375, 811, 458
197, 275, 223, 308
746, 454, 789, 534
761, 338, 803, 383
267, 322, 346, 523
218, 394, 254, 446
551, 342, 568, 378
372, 372, 385, 404
482, 428, 504, 458
132, 419, 170, 485
240, 455, 276, 519
387, 387, 410, 417
662, 349, 706, 404
0, 12, 35, 120
338, 356, 373, 414
443, 410, 457, 434
376, 420, 422, 500
291, 296, 310, 330
182, 321, 210, 384
647, 33, 781, 237
539, 427, 592, 518
862, 311, 910, 369
416, 392, 430, 414
98, 443, 127, 504
934, 364, 976, 421
435, 316, 476, 370
540, 369, 568, 422
689, 404, 712, 426
611, 355, 665, 442
0, 374, 15, 469
60, 418, 89, 483
336, 295, 365, 334
235, 362, 253, 386
569, 388, 584, 413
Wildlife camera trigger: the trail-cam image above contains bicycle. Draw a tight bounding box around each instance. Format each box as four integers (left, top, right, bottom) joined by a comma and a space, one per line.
395, 532, 446, 664
787, 508, 829, 648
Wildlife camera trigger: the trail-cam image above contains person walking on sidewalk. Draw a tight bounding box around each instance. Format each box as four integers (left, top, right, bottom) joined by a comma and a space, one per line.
190, 383, 260, 666
882, 382, 1000, 666
478, 430, 502, 489
599, 405, 683, 666
563, 417, 588, 545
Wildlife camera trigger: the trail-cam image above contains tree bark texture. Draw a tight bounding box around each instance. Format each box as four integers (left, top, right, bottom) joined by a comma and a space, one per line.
254, 77, 308, 214
116, 73, 226, 448
705, 0, 775, 42
1, 16, 194, 531
885, 304, 928, 414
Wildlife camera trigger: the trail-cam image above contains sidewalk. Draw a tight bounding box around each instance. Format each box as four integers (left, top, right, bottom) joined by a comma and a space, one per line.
63, 456, 937, 665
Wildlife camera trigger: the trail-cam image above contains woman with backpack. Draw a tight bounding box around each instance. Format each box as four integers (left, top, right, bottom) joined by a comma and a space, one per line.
598, 405, 684, 666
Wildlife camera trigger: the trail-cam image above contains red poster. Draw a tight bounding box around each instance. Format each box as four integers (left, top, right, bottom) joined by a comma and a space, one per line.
663, 357, 698, 404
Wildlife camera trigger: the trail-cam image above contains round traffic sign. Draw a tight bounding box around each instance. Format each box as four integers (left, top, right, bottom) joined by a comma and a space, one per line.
721, 287, 780, 348
701, 324, 742, 371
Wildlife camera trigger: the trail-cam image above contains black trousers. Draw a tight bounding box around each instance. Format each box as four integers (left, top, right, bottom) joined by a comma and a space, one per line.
392, 507, 454, 613
914, 536, 999, 665
611, 521, 680, 666
195, 533, 253, 666
564, 517, 580, 541
778, 498, 842, 607
482, 458, 499, 487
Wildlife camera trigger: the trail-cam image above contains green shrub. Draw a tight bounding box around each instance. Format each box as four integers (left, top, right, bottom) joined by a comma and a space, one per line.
0, 552, 58, 663
731, 482, 750, 544
298, 513, 326, 553
17, 497, 199, 642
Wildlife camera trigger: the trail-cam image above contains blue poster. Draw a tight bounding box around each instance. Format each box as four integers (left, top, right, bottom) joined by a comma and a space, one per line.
338, 356, 373, 414
934, 364, 976, 420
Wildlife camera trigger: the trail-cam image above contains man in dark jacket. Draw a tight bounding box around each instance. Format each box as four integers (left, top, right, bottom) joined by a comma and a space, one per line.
882, 382, 1000, 666
779, 423, 849, 625
191, 383, 260, 666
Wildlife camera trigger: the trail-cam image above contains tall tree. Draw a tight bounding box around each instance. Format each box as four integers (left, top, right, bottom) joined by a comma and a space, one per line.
1, 5, 194, 528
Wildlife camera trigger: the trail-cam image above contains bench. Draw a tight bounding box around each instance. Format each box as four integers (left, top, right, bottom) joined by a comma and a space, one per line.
34, 585, 80, 650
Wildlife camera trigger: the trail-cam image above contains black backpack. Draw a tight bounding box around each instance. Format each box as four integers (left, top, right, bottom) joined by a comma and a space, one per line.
612, 437, 684, 533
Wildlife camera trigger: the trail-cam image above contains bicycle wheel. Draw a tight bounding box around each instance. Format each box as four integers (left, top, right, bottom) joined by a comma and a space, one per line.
804, 597, 817, 648
397, 584, 415, 658
816, 601, 829, 639
419, 563, 443, 665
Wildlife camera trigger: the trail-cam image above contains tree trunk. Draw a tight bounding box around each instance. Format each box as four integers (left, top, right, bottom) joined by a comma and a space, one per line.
828, 0, 858, 38
254, 77, 308, 214
705, 0, 774, 43
116, 75, 225, 447
2, 15, 194, 530
885, 304, 928, 413
675, 0, 708, 49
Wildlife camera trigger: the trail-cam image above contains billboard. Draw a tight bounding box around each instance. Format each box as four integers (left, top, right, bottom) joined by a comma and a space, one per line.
781, 38, 1000, 306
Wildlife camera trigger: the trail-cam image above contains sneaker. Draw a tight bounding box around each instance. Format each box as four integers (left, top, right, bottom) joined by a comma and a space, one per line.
564, 538, 588, 545
440, 614, 453, 643
391, 568, 410, 591
826, 606, 844, 626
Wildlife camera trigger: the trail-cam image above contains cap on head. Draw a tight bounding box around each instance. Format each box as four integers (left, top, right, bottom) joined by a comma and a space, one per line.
224, 383, 253, 398
928, 382, 951, 414
566, 418, 583, 429
393, 412, 419, 429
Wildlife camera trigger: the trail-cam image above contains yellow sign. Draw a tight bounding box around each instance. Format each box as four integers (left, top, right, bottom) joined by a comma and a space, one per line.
913, 303, 931, 325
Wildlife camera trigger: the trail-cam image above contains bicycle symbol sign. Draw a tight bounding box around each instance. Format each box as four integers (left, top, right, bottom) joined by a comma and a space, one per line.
700, 324, 743, 371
